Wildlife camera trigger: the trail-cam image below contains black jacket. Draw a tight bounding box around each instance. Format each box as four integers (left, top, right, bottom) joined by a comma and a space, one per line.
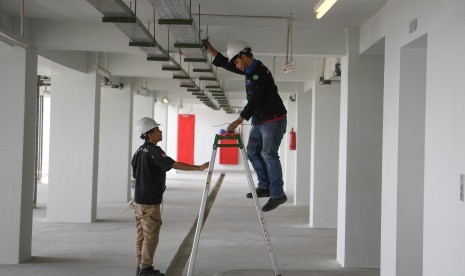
213, 53, 287, 124
131, 142, 175, 205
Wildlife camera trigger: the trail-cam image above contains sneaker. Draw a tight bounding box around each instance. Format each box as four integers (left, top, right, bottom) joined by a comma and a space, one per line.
138, 266, 164, 276
246, 188, 270, 198
261, 194, 287, 212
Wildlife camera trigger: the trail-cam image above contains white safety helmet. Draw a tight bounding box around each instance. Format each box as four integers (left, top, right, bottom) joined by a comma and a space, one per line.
226, 40, 251, 63
136, 117, 160, 135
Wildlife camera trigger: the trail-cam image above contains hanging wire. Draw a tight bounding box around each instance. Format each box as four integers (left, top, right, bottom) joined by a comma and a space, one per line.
153, 9, 156, 43
290, 13, 293, 63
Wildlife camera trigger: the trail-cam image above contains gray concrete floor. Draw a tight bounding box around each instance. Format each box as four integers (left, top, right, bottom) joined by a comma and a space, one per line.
0, 172, 379, 276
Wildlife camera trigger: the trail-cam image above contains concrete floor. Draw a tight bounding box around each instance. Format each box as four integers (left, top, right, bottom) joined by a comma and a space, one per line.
0, 172, 379, 276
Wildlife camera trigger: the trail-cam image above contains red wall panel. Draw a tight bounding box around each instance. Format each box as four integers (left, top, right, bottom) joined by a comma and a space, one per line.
177, 114, 195, 164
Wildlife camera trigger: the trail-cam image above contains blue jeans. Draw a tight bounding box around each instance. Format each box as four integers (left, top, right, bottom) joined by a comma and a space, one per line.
246, 118, 287, 198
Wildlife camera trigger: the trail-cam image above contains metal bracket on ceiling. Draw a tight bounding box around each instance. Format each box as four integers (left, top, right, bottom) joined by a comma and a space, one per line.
193, 68, 213, 73
158, 19, 193, 25
174, 42, 203, 49
102, 16, 136, 23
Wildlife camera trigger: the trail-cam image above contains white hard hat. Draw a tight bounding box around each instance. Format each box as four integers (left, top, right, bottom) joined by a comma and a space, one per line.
226, 40, 251, 63
136, 117, 160, 135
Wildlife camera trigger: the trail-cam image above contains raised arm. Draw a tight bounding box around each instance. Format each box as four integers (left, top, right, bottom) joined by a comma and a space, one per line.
203, 39, 245, 75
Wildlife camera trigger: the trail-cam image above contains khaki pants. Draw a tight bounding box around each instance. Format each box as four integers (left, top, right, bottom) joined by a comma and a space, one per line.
135, 204, 162, 269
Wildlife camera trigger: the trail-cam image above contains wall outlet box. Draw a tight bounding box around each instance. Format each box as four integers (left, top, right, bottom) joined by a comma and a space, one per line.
461, 174, 464, 202
409, 18, 417, 34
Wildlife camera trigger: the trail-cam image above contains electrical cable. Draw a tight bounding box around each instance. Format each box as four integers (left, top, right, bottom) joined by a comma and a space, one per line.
212, 123, 251, 127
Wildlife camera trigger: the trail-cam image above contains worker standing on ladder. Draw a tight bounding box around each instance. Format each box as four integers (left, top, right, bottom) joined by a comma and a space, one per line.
203, 39, 288, 212
132, 117, 209, 276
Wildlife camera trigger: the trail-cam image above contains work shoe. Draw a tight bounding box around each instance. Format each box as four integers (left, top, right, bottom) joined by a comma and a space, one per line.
261, 194, 287, 212
136, 267, 140, 276
246, 188, 270, 198
138, 266, 164, 276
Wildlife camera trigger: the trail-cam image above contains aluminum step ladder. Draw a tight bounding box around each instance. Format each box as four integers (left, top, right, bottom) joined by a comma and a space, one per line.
187, 133, 281, 276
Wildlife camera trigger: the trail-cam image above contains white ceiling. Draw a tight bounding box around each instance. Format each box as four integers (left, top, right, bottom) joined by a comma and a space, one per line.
1, 0, 387, 105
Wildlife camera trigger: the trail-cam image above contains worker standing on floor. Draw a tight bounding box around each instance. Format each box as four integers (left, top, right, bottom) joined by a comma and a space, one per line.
132, 117, 209, 276
203, 39, 288, 212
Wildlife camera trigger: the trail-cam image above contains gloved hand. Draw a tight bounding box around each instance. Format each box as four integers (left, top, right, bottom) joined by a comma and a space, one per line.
201, 38, 210, 50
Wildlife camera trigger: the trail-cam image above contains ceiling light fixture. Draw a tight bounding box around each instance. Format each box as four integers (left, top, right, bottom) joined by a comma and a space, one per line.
137, 78, 149, 96
95, 52, 111, 78
314, 0, 338, 19
0, 0, 30, 48
96, 65, 111, 78
163, 92, 168, 104
283, 62, 294, 74
0, 27, 30, 48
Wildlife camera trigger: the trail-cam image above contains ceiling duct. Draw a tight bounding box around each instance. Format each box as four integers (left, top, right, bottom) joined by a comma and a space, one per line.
87, 0, 168, 60
149, 0, 231, 112
86, 0, 227, 111
149, 0, 206, 68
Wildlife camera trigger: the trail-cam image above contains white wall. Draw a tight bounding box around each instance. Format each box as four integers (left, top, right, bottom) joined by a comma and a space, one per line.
360, 1, 465, 275
284, 98, 297, 197
97, 80, 133, 202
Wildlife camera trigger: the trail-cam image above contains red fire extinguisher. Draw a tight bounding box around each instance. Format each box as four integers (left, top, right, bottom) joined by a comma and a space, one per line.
289, 128, 296, 150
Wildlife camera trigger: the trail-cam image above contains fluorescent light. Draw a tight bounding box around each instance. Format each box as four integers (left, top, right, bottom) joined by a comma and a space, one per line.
0, 27, 30, 48
137, 88, 149, 96
282, 63, 293, 74
314, 0, 338, 19
95, 65, 111, 78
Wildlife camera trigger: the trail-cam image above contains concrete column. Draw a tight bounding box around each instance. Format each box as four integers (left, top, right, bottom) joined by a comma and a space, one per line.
310, 68, 340, 228
47, 55, 101, 223
166, 105, 179, 161
284, 98, 297, 197
131, 92, 155, 156
0, 44, 38, 263
97, 78, 133, 202
337, 28, 384, 268
295, 87, 312, 206
154, 102, 168, 151
396, 36, 427, 276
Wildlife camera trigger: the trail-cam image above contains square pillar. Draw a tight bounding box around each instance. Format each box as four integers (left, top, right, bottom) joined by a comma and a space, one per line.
0, 44, 38, 263
337, 28, 384, 268
295, 88, 312, 205
97, 78, 133, 202
310, 68, 340, 228
47, 55, 101, 223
